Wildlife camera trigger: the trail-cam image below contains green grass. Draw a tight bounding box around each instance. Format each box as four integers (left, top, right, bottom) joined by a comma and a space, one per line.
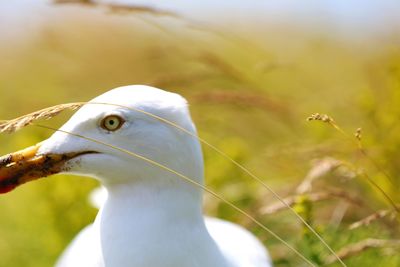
0, 8, 399, 267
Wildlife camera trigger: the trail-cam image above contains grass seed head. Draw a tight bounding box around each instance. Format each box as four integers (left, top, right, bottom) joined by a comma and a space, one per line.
355, 127, 362, 141
307, 113, 333, 123
0, 103, 83, 134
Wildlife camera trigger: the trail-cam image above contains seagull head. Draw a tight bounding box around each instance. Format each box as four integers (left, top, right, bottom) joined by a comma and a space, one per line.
0, 85, 204, 195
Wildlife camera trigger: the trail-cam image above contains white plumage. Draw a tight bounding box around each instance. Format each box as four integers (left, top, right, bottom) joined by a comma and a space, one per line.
37, 85, 271, 267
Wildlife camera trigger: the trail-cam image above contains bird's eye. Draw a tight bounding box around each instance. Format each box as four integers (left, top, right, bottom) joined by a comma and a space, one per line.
100, 115, 125, 131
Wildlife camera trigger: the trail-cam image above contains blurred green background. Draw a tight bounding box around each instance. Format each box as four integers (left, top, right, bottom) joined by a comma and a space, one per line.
0, 1, 399, 266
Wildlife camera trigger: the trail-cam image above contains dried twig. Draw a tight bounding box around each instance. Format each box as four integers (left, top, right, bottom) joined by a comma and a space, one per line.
0, 103, 83, 134
325, 238, 400, 265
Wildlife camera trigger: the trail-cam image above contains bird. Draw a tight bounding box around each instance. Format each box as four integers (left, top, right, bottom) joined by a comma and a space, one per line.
0, 85, 272, 267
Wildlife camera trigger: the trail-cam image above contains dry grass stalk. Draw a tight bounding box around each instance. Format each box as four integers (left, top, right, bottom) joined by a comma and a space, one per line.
349, 209, 397, 230
106, 4, 177, 16
199, 52, 247, 83
0, 103, 83, 134
260, 188, 363, 215
361, 172, 400, 214
296, 157, 344, 194
307, 113, 398, 213
53, 0, 179, 17
192, 90, 291, 117
325, 238, 400, 265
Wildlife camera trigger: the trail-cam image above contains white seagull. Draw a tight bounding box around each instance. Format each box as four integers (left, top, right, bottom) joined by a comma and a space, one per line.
0, 85, 272, 267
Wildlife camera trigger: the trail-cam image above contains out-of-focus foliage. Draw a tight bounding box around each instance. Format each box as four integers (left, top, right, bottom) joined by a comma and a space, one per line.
0, 7, 399, 267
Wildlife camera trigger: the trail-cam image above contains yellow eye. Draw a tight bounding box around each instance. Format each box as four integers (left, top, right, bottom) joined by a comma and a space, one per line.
101, 115, 125, 131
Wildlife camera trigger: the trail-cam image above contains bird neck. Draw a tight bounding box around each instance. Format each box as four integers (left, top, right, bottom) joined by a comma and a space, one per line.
101, 181, 204, 226
95, 182, 227, 266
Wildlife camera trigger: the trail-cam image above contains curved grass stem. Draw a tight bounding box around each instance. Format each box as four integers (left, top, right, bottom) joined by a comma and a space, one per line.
35, 123, 317, 267
1, 102, 346, 266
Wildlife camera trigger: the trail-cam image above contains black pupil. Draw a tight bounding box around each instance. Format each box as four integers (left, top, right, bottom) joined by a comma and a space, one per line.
109, 119, 115, 125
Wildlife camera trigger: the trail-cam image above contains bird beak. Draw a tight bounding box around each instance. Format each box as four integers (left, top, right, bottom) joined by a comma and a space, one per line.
0, 142, 95, 194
